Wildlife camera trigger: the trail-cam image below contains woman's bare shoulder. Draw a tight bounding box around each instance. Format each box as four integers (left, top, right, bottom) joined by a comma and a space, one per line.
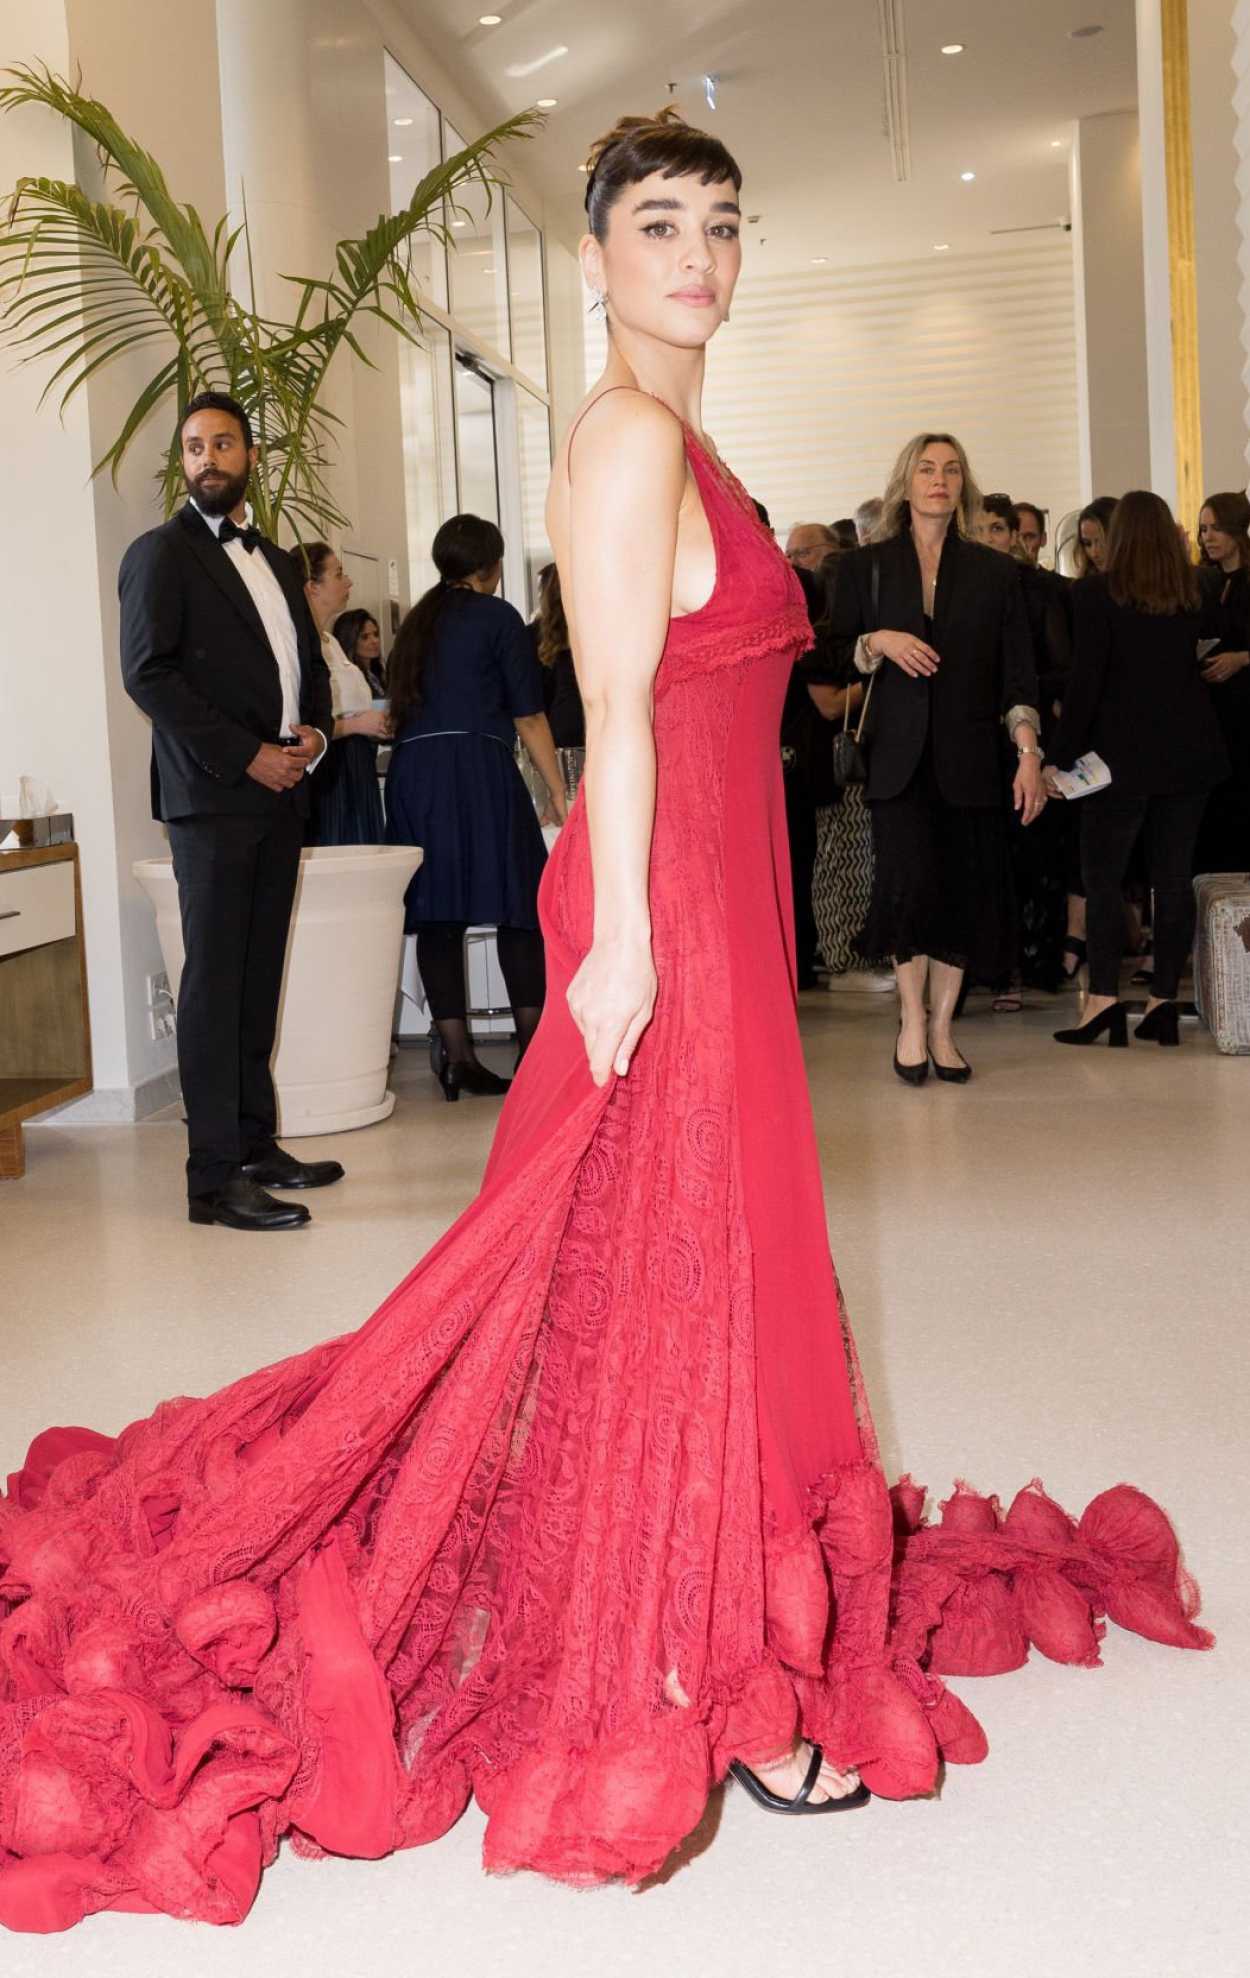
560, 386, 686, 477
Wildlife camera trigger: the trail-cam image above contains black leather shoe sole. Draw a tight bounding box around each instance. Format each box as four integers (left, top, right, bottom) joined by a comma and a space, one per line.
189, 1197, 310, 1229
240, 1160, 345, 1189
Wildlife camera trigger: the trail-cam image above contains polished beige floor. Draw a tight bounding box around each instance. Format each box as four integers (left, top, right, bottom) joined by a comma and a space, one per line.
6, 991, 1247, 1978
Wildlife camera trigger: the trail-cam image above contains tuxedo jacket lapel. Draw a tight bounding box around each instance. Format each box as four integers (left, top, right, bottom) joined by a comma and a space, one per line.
176, 503, 271, 653
894, 531, 928, 636
932, 527, 965, 647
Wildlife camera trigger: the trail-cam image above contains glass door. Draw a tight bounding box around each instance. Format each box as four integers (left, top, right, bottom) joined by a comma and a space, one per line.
453, 354, 500, 527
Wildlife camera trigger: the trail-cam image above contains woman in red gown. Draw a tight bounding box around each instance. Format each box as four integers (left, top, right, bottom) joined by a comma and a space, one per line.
0, 110, 1210, 1934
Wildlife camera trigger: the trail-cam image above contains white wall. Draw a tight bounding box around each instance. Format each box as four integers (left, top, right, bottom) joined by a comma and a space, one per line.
616, 242, 1083, 540
0, 0, 159, 1103
1072, 109, 1152, 502
1190, 0, 1246, 497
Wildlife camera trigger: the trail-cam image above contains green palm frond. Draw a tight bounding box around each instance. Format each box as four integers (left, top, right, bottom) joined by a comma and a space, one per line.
0, 65, 542, 535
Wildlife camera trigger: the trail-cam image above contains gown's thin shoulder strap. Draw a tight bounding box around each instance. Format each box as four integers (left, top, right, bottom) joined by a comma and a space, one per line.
565, 386, 684, 475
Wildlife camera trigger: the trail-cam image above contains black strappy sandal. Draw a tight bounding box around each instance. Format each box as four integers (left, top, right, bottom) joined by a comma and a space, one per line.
729, 1745, 871, 1815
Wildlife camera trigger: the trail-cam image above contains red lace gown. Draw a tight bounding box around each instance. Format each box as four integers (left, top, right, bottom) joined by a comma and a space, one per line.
0, 430, 1211, 1934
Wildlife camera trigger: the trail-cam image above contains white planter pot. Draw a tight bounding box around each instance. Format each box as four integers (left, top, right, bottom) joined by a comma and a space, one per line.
134, 844, 423, 1137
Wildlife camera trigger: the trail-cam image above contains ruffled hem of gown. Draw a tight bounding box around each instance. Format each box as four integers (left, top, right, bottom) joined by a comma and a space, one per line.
0, 1432, 1210, 1929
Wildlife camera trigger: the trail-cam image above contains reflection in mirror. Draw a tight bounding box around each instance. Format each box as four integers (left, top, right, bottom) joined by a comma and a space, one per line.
383, 53, 447, 310
400, 322, 457, 594
506, 196, 547, 390
517, 388, 553, 618
444, 122, 510, 357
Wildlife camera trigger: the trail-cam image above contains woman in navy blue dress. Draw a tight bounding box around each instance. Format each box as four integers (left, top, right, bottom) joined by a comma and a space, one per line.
386, 515, 567, 1099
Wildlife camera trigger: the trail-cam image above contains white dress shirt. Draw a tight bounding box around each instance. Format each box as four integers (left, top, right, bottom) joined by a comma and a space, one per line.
192, 501, 306, 739
322, 632, 373, 717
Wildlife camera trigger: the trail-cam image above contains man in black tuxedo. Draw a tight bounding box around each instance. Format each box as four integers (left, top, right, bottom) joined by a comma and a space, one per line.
121, 391, 344, 1229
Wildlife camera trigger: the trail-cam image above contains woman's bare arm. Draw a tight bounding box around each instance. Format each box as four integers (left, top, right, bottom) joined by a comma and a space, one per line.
562, 395, 687, 1084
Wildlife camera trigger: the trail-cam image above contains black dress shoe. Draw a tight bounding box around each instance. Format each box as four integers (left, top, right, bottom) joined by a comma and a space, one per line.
241, 1147, 345, 1189
1054, 1002, 1129, 1048
188, 1175, 311, 1230
1134, 999, 1180, 1045
436, 1059, 512, 1100
929, 1048, 972, 1083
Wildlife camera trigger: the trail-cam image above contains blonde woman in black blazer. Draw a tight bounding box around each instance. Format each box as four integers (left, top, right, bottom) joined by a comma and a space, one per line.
830, 432, 1045, 1084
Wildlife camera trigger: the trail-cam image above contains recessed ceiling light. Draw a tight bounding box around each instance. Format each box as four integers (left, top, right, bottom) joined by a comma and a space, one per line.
941, 43, 965, 55
393, 117, 413, 127
960, 170, 976, 182
933, 242, 950, 252
577, 162, 588, 173
479, 13, 502, 24
451, 218, 467, 228
484, 265, 495, 274
1069, 22, 1103, 36
536, 97, 558, 108
388, 154, 403, 164
811, 256, 829, 265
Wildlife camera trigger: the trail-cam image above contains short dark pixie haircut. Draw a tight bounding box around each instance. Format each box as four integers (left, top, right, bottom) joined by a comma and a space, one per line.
584, 107, 742, 243
982, 491, 1021, 533
178, 389, 254, 450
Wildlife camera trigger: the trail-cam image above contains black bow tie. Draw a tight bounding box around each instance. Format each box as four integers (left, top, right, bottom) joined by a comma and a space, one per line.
218, 517, 260, 553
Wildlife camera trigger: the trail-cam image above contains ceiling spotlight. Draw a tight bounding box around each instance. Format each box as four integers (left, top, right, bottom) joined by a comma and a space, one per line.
960, 170, 976, 182
393, 117, 413, 127
451, 218, 468, 227
941, 43, 965, 55
577, 162, 588, 173
1051, 138, 1064, 148
479, 13, 503, 24
388, 154, 403, 164
1069, 23, 1104, 37
933, 242, 951, 252
811, 256, 829, 265
536, 97, 558, 108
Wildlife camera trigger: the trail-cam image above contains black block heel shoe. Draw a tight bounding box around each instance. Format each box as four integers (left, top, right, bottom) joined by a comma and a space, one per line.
437, 1058, 513, 1101
1053, 1001, 1129, 1047
1135, 1000, 1180, 1046
893, 1029, 929, 1086
729, 1746, 871, 1815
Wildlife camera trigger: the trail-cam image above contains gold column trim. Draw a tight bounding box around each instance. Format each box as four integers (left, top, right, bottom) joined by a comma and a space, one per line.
1161, 0, 1203, 530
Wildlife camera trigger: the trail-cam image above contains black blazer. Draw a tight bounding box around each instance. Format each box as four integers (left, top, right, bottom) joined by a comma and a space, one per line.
1050, 575, 1229, 798
829, 529, 1037, 806
119, 503, 333, 822
1021, 564, 1073, 739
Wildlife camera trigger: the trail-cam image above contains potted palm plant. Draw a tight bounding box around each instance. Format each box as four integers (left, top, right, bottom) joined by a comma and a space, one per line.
0, 66, 542, 1133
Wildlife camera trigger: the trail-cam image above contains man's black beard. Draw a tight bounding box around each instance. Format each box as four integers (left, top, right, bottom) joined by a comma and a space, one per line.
188, 466, 250, 517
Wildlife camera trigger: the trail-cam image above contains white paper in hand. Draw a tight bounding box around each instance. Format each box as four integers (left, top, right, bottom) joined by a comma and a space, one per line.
1049, 751, 1112, 801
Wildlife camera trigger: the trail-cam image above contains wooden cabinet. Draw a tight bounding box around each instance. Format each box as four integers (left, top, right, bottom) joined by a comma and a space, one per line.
0, 844, 92, 1178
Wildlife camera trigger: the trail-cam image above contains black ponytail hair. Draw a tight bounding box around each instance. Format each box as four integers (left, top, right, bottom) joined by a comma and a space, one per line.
387, 514, 505, 733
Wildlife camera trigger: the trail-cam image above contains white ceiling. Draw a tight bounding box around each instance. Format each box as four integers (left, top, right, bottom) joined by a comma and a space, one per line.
405, 0, 1137, 271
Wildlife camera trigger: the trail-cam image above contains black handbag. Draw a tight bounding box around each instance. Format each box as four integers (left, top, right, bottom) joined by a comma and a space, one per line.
830, 552, 880, 791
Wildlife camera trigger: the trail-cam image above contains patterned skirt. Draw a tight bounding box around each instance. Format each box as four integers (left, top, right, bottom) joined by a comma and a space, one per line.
813, 785, 875, 973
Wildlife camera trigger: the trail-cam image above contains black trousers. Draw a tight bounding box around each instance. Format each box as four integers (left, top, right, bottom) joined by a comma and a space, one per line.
782, 768, 820, 981
167, 804, 304, 1197
416, 921, 546, 1021
1080, 791, 1208, 999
